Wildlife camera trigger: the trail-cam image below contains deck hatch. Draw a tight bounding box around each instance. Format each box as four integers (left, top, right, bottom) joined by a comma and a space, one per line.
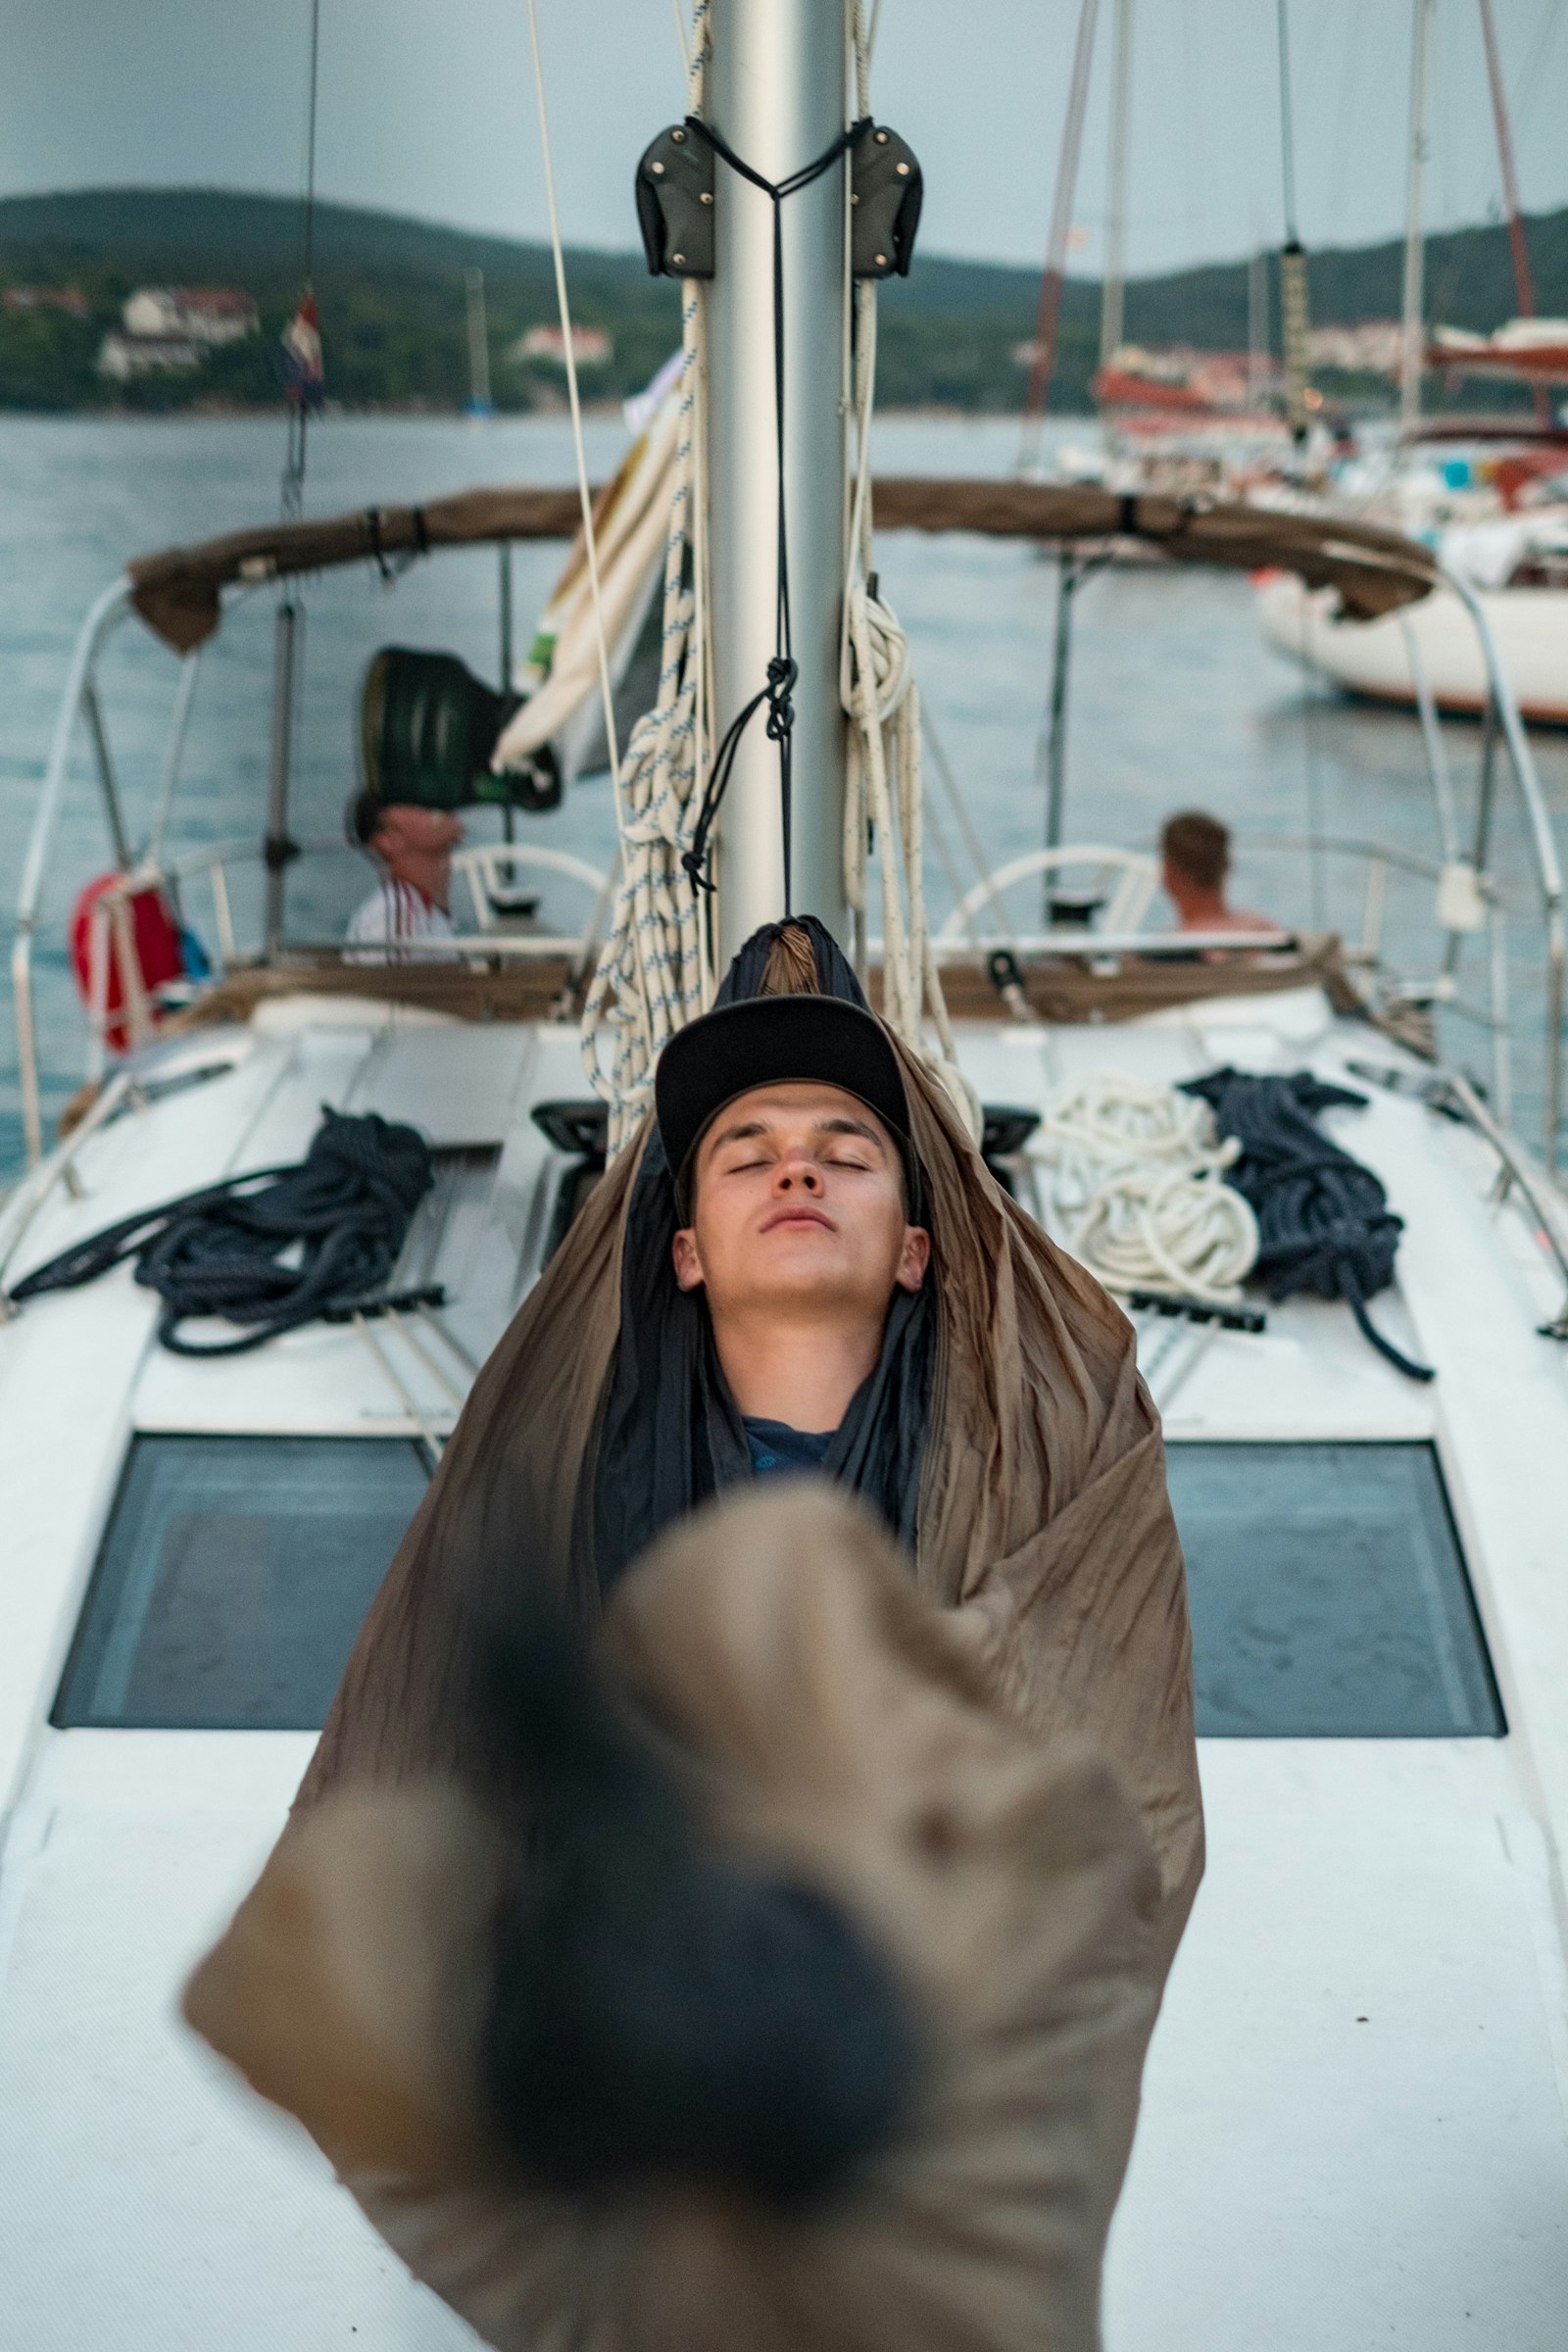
54, 1435, 428, 1731
1167, 1441, 1504, 1738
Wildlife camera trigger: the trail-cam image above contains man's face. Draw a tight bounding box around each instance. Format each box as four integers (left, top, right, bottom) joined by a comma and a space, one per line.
370, 804, 465, 870
671, 1082, 929, 1318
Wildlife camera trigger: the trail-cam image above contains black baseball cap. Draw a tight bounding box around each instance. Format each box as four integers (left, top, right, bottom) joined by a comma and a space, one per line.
655, 995, 913, 1211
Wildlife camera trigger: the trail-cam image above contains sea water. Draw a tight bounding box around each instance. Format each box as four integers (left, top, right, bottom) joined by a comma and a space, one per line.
3, 409, 1565, 1174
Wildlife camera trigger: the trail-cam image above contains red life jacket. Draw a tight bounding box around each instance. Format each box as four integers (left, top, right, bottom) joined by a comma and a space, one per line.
69, 873, 187, 1054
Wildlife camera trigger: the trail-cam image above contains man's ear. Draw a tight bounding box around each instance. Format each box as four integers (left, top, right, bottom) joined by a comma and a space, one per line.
895, 1226, 931, 1294
671, 1227, 706, 1294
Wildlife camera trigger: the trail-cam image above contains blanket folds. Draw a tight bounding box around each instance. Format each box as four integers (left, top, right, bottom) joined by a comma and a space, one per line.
188, 923, 1202, 2350
187, 1488, 1168, 2352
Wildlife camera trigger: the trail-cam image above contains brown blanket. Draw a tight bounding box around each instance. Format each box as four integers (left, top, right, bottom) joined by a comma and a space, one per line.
189, 998, 1202, 2349
297, 1036, 1201, 1950
187, 1486, 1167, 2352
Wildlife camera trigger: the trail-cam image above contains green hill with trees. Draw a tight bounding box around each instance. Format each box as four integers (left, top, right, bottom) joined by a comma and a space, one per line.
1, 184, 1563, 416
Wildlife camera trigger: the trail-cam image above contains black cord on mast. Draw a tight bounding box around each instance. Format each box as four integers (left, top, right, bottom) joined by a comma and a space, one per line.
679, 114, 872, 911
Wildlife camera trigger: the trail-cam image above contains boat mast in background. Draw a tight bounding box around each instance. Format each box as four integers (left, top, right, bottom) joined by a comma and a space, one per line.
1399, 0, 1434, 438
1476, 0, 1551, 427
1099, 0, 1134, 372
708, 0, 850, 960
464, 268, 494, 419
1248, 231, 1271, 412
1017, 0, 1100, 476
1274, 0, 1311, 448
269, 0, 324, 960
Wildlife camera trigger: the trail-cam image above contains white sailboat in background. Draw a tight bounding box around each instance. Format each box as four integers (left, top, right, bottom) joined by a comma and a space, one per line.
1260, 0, 1568, 722
3, 4, 1568, 2347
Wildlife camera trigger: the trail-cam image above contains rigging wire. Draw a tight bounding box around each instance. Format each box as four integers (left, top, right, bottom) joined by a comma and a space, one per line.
1324, 0, 1363, 247
1512, 0, 1565, 149
1016, 0, 1101, 475
522, 0, 630, 959
838, 15, 979, 1141
282, 0, 322, 522
1275, 0, 1300, 245
1099, 0, 1135, 369
579, 1, 714, 1148
1478, 0, 1551, 425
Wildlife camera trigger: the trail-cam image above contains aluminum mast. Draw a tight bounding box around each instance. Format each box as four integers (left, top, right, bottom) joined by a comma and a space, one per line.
708, 0, 850, 961
1399, 0, 1434, 437
1099, 0, 1135, 371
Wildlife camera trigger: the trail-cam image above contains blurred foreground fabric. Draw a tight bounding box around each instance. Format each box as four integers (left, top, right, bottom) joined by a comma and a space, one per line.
186, 1486, 1165, 2352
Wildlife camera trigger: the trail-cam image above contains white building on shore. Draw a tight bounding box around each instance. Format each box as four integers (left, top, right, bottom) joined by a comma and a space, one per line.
121, 288, 259, 346
96, 332, 202, 381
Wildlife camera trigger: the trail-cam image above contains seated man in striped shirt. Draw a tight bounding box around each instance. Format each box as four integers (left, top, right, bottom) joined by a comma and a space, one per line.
344, 791, 463, 962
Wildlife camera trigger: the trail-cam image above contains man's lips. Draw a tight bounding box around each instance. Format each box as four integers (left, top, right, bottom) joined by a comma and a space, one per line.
760, 1204, 836, 1235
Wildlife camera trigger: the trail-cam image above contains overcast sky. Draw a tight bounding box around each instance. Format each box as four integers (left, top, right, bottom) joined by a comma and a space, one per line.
2, 0, 1565, 276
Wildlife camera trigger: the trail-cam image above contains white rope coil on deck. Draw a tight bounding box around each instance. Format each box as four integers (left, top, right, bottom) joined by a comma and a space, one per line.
578, 5, 714, 1153
1037, 1073, 1258, 1304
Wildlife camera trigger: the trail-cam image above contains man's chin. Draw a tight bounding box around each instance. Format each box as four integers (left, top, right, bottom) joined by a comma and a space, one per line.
730, 1258, 878, 1312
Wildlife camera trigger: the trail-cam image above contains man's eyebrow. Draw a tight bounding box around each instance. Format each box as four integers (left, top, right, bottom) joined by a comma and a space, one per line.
813, 1114, 888, 1152
705, 1116, 770, 1152
702, 1110, 889, 1154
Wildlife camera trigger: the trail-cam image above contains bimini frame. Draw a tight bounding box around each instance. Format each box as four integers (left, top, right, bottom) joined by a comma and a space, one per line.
12, 479, 1564, 1166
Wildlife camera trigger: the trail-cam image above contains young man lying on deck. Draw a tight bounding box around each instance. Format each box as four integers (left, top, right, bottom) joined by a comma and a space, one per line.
184, 917, 1202, 2352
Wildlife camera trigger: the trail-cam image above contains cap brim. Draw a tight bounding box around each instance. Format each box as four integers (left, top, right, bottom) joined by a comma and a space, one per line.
655, 997, 911, 1202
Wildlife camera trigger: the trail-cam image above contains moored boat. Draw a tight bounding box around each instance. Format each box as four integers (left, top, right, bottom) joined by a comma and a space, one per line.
1257, 554, 1568, 724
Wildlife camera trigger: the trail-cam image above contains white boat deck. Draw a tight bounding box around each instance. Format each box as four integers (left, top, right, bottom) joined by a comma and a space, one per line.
2, 984, 1567, 2347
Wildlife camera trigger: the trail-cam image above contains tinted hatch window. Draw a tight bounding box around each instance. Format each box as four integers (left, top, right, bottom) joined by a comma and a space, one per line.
1167, 1441, 1502, 1738
56, 1435, 428, 1731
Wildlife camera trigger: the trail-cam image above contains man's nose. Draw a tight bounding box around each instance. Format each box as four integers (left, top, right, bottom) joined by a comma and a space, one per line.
773, 1152, 823, 1194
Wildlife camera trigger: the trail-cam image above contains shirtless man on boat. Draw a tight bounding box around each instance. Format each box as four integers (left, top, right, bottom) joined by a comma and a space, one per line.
1160, 808, 1276, 936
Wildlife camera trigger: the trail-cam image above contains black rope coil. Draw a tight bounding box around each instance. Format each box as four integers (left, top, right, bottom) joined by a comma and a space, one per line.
1181, 1068, 1435, 1383
7, 1107, 436, 1356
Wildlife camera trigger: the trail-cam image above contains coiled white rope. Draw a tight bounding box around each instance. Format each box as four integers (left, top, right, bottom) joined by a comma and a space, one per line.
1037, 1072, 1259, 1303
577, 2, 716, 1152
839, 21, 980, 1141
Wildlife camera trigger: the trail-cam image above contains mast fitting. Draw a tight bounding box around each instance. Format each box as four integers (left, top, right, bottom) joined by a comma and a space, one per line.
637, 117, 920, 283
850, 127, 922, 278
636, 126, 717, 277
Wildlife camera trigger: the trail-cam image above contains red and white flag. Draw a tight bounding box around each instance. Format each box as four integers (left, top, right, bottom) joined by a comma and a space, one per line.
282, 290, 324, 411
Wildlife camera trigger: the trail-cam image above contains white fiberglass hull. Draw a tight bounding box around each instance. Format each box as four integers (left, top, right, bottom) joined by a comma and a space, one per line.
3, 988, 1568, 2347
1257, 569, 1568, 724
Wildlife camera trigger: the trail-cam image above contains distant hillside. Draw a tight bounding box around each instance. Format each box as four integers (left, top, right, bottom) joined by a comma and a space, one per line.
1, 184, 1564, 416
